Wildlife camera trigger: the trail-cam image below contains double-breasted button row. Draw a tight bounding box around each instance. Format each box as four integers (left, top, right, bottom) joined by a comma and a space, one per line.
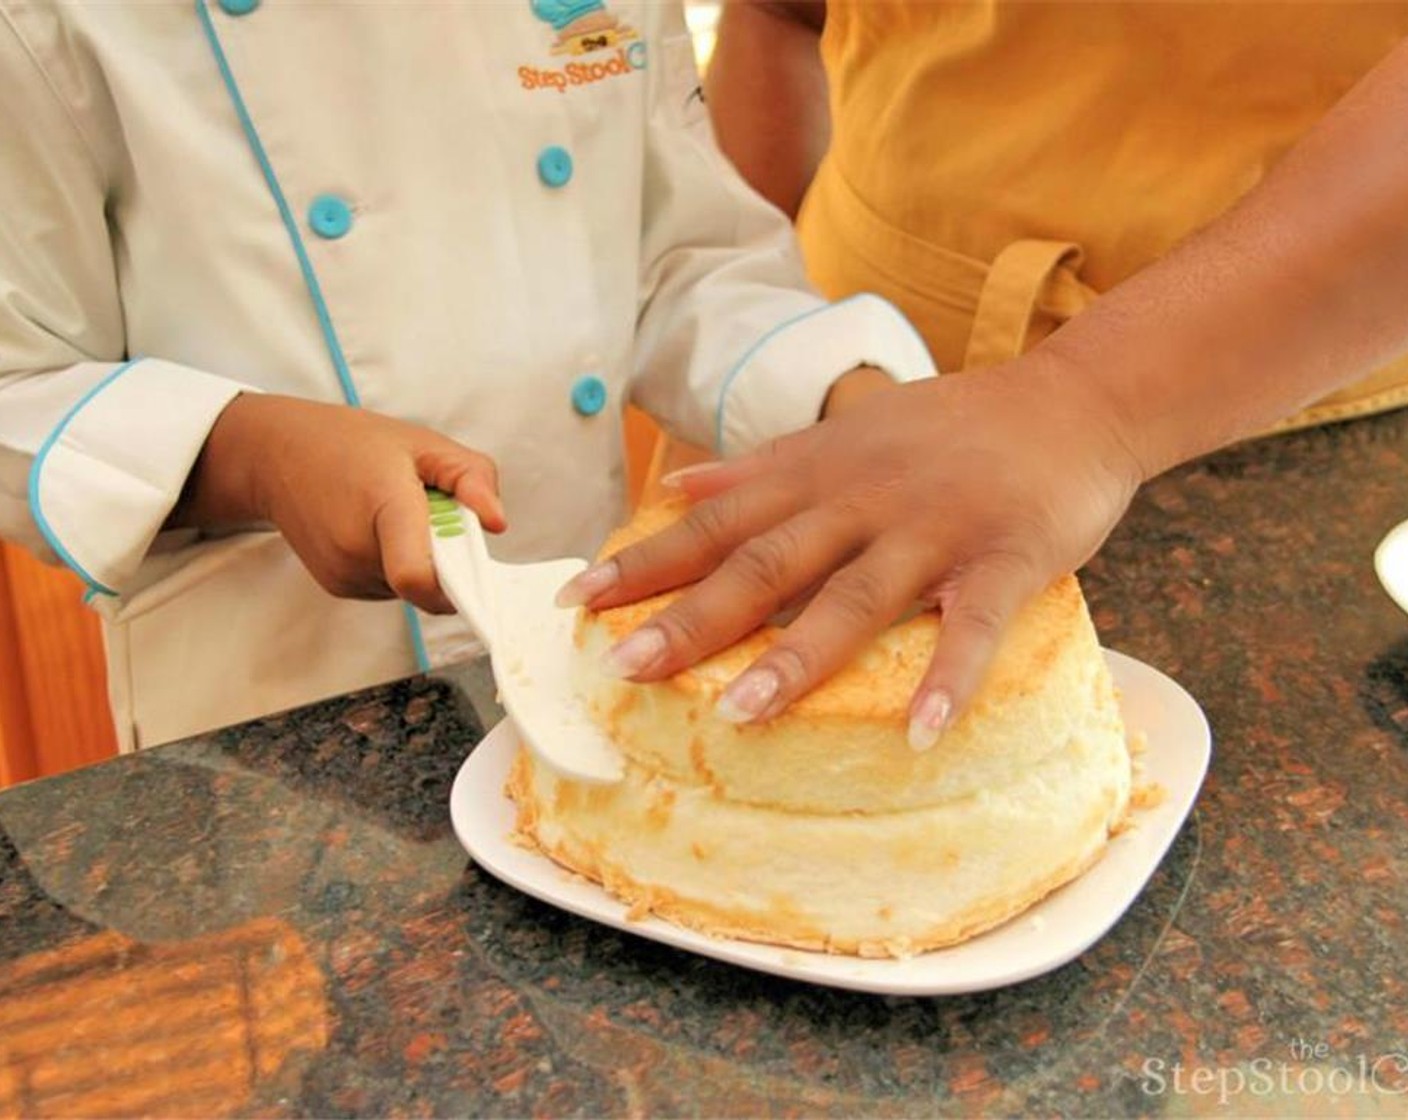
537, 149, 593, 408
217, 0, 600, 419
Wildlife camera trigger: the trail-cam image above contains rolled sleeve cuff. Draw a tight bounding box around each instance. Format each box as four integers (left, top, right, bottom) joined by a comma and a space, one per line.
714, 293, 937, 456
28, 357, 255, 595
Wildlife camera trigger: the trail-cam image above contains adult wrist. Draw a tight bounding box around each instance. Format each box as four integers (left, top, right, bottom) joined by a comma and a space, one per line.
1021, 339, 1152, 495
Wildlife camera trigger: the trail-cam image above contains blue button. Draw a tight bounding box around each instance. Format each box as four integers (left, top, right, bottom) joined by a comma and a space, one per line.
537, 145, 574, 189
218, 0, 260, 14
571, 375, 607, 417
308, 194, 353, 240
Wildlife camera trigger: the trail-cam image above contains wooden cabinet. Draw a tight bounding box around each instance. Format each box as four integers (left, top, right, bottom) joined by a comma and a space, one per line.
0, 544, 119, 787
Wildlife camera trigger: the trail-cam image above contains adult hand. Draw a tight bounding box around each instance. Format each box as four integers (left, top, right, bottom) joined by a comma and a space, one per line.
558, 350, 1143, 748
172, 393, 505, 613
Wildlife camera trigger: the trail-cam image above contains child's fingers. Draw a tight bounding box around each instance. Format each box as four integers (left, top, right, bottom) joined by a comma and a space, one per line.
373, 489, 455, 615
418, 442, 508, 532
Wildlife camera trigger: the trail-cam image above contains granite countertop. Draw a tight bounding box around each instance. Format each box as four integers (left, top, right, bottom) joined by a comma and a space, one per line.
3, 412, 1408, 1118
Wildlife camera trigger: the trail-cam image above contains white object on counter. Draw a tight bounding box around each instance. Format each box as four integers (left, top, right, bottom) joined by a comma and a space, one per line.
1375, 520, 1408, 615
449, 649, 1212, 996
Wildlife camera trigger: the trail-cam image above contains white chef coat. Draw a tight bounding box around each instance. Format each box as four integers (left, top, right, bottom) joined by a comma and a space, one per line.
0, 0, 934, 751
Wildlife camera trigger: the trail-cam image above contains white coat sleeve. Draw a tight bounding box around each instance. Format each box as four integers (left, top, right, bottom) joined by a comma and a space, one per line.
629, 25, 935, 458
0, 15, 251, 595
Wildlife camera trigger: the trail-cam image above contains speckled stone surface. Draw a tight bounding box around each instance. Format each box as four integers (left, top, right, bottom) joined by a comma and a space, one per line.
3, 411, 1408, 1118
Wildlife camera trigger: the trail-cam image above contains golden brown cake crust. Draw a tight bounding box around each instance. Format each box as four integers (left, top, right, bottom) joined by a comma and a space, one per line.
505, 502, 1133, 958
507, 748, 1124, 959
587, 499, 1084, 722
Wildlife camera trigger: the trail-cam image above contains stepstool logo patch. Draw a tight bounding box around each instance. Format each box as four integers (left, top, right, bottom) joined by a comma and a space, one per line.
522, 0, 645, 92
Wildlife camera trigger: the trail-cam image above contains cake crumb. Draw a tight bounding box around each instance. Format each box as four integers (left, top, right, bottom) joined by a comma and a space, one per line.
625, 896, 653, 922
1126, 728, 1149, 756
858, 936, 917, 960
507, 830, 538, 851
1131, 782, 1167, 811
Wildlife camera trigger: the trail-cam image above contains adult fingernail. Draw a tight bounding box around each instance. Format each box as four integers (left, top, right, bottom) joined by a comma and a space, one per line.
715, 667, 781, 724
908, 689, 952, 752
660, 462, 724, 489
603, 626, 667, 678
555, 560, 619, 608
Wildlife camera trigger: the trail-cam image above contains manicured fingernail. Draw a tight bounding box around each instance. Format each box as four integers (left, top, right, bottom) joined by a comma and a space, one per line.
603, 626, 668, 678
660, 462, 724, 489
715, 668, 781, 724
555, 560, 619, 608
908, 689, 952, 752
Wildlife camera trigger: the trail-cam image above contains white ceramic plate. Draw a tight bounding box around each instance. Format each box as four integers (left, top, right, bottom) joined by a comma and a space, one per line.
1375, 520, 1408, 615
449, 650, 1211, 996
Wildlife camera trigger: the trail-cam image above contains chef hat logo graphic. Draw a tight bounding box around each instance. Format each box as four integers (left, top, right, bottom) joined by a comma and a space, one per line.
530, 0, 636, 55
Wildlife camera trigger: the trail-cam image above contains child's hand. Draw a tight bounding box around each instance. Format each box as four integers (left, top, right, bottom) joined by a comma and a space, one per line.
820, 365, 898, 418
173, 394, 506, 614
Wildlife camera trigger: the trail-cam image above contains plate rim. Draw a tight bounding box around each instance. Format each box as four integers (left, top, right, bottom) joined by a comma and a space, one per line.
449, 648, 1211, 996
1374, 519, 1408, 614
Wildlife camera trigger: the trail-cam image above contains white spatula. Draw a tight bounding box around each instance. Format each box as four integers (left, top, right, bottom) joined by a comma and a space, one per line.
426, 489, 625, 784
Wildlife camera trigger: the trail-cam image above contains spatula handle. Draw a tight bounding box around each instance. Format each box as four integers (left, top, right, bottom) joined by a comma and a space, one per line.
426, 487, 498, 648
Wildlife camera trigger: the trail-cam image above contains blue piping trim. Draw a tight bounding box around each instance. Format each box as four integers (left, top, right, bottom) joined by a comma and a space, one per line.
27, 358, 147, 597
713, 292, 880, 454
403, 603, 432, 673
195, 0, 361, 408
713, 293, 934, 452
198, 1, 435, 671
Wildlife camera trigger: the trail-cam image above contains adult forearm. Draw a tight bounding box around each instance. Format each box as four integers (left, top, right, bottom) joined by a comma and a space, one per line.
706, 0, 829, 218
1046, 37, 1408, 480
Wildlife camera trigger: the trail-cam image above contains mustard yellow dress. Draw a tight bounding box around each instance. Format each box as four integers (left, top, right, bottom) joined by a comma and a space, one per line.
798, 0, 1408, 430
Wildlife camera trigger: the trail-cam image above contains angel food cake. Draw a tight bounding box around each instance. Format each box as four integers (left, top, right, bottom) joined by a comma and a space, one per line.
508, 504, 1132, 958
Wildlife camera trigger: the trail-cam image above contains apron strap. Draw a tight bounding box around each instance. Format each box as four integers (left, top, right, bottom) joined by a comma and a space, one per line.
963, 239, 1090, 369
